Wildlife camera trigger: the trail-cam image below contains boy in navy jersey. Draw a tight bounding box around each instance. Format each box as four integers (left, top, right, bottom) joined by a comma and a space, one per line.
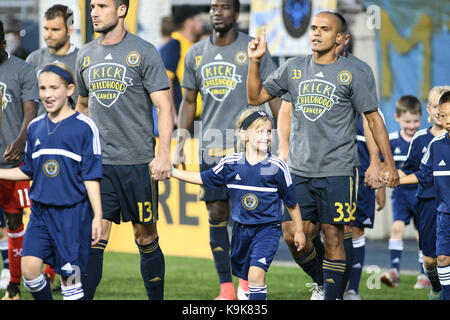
400, 87, 448, 297
172, 108, 305, 300
381, 95, 422, 288
0, 63, 103, 300
395, 90, 450, 300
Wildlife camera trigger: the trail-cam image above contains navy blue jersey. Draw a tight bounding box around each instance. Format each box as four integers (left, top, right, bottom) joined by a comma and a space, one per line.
20, 112, 102, 206
402, 128, 436, 199
201, 152, 297, 225
389, 131, 416, 195
418, 133, 450, 213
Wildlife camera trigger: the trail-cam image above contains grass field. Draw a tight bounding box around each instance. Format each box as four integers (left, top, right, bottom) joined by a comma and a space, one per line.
0, 251, 432, 300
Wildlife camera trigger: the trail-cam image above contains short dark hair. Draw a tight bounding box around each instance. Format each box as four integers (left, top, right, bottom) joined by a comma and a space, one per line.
333, 12, 348, 33
395, 95, 422, 116
0, 21, 4, 42
210, 0, 240, 13
439, 90, 450, 106
172, 5, 201, 28
45, 5, 73, 28
113, 0, 129, 18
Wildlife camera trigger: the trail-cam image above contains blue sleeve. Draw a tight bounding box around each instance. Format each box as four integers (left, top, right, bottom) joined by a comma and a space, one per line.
19, 131, 33, 178
81, 125, 103, 181
200, 166, 227, 189
416, 143, 433, 189
401, 138, 421, 175
275, 162, 297, 207
160, 39, 181, 78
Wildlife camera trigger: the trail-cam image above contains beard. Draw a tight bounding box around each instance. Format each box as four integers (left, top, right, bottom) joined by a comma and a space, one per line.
94, 19, 119, 35
46, 38, 68, 52
212, 21, 234, 35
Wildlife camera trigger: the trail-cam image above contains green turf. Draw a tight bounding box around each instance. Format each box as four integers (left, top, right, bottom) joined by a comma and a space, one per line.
0, 251, 432, 300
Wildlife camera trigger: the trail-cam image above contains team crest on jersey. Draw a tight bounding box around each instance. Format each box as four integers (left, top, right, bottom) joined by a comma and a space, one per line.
234, 51, 248, 65
88, 63, 133, 107
201, 62, 242, 102
295, 79, 339, 121
242, 193, 258, 210
126, 51, 141, 67
337, 70, 352, 85
43, 160, 60, 177
0, 82, 12, 110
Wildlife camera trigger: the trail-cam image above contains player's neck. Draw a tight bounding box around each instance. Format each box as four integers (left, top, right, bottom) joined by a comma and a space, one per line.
212, 27, 237, 47
430, 124, 446, 136
399, 129, 414, 142
246, 148, 268, 165
48, 105, 75, 123
100, 22, 127, 46
49, 41, 71, 56
0, 50, 8, 64
312, 49, 338, 64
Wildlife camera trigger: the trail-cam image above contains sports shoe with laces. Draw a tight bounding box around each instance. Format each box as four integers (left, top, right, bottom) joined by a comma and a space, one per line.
343, 289, 361, 300
2, 282, 20, 300
237, 279, 249, 300
306, 282, 324, 300
214, 282, 236, 300
429, 289, 442, 300
413, 274, 431, 289
0, 268, 10, 290
380, 268, 400, 288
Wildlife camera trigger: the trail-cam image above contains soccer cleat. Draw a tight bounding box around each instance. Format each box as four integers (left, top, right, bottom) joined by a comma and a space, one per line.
306, 282, 324, 300
0, 269, 10, 290
380, 268, 400, 288
237, 279, 249, 300
429, 289, 442, 300
413, 274, 431, 289
214, 282, 236, 300
1, 282, 21, 300
343, 289, 361, 300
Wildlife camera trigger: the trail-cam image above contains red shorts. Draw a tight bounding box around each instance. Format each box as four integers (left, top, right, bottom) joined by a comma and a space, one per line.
0, 179, 31, 213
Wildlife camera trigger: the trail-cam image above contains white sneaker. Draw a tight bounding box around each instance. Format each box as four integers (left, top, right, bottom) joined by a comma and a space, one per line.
413, 274, 431, 289
306, 282, 324, 300
344, 289, 361, 300
237, 286, 249, 300
0, 269, 10, 290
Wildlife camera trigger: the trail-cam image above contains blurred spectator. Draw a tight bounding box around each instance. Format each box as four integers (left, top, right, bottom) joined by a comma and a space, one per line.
160, 16, 175, 48
4, 18, 29, 60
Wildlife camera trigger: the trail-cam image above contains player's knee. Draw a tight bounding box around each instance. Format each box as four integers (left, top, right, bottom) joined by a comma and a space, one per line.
423, 256, 437, 270
391, 221, 405, 237
437, 255, 450, 266
4, 212, 23, 230
21, 257, 43, 280
133, 223, 158, 246
206, 201, 229, 221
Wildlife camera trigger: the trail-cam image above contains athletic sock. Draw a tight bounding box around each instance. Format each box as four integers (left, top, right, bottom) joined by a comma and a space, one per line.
348, 235, 365, 293
418, 251, 425, 274
294, 247, 323, 285
23, 273, 53, 300
81, 239, 107, 300
389, 239, 403, 273
136, 237, 165, 300
249, 285, 267, 300
0, 239, 9, 269
61, 282, 84, 300
209, 219, 232, 283
323, 258, 346, 300
424, 264, 442, 293
7, 224, 24, 284
311, 233, 325, 264
341, 231, 354, 297
437, 264, 450, 300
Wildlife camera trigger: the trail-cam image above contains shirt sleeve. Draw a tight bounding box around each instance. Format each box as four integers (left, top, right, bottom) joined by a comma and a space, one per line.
200, 160, 227, 189
350, 65, 379, 114
416, 141, 434, 189
401, 137, 421, 175
75, 51, 89, 97
274, 160, 297, 207
262, 60, 290, 98
181, 46, 198, 91
141, 44, 170, 94
20, 62, 39, 102
19, 130, 34, 178
80, 123, 103, 181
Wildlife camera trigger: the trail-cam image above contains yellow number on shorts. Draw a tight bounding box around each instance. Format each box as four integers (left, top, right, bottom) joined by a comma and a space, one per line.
334, 201, 355, 223
334, 202, 345, 222
138, 201, 153, 223
292, 69, 302, 80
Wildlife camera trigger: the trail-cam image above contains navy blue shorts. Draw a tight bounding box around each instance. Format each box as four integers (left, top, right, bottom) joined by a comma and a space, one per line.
392, 187, 418, 228
199, 151, 230, 202
436, 212, 450, 257
101, 164, 158, 224
230, 222, 282, 280
286, 171, 356, 225
22, 200, 92, 277
353, 177, 376, 229
417, 198, 437, 257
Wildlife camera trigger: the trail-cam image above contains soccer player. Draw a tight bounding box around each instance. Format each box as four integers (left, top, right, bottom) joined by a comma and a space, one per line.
0, 20, 38, 300
75, 0, 173, 300
380, 95, 422, 288
174, 0, 280, 300
26, 4, 79, 116
247, 11, 399, 300
172, 107, 305, 300
0, 62, 102, 300
394, 90, 450, 300
397, 86, 448, 298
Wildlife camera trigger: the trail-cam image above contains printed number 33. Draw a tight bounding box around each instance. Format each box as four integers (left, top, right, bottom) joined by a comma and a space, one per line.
292, 69, 302, 80
334, 202, 356, 222
138, 201, 153, 222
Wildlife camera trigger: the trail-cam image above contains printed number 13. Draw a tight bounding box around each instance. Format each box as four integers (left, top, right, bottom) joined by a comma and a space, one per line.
138, 201, 152, 222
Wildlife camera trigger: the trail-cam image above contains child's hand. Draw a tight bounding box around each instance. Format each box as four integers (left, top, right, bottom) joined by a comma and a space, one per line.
91, 217, 102, 245
294, 231, 306, 251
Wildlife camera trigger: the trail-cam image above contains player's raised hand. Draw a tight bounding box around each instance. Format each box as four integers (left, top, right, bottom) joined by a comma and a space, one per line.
248, 26, 267, 60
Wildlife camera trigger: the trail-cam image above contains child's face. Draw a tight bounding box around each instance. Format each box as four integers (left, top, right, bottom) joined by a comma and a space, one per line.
395, 111, 421, 137
39, 72, 74, 114
427, 93, 442, 126
246, 120, 273, 153
439, 102, 450, 133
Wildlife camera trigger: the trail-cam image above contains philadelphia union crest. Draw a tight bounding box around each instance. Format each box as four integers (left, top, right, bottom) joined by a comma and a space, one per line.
242, 193, 259, 211
43, 160, 60, 177
282, 0, 312, 38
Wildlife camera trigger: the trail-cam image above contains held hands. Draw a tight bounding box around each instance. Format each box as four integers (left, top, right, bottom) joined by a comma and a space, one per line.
380, 163, 400, 188
149, 154, 172, 180
294, 231, 306, 252
248, 27, 267, 60
91, 217, 102, 246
